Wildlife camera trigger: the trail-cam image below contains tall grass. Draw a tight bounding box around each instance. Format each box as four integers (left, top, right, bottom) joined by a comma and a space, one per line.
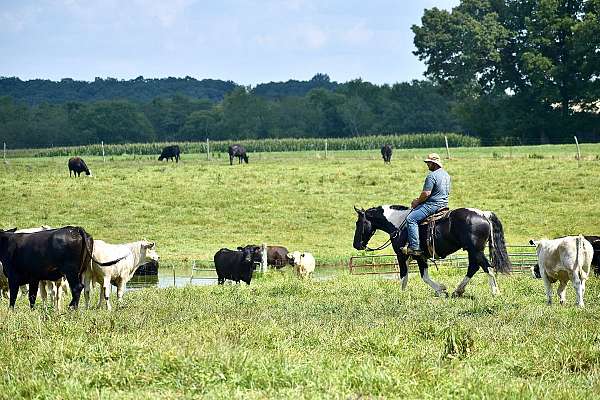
25, 133, 479, 157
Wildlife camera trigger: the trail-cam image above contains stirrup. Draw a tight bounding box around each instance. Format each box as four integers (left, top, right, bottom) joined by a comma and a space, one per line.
401, 246, 422, 256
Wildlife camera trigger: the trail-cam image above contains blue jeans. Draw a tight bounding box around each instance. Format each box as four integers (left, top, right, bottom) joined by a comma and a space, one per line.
406, 203, 440, 250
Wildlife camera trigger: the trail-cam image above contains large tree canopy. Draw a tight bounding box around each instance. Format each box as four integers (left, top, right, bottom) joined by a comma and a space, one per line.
413, 0, 600, 141
413, 0, 599, 104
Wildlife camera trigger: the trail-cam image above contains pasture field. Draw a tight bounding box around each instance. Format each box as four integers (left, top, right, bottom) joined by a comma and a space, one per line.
1, 144, 600, 398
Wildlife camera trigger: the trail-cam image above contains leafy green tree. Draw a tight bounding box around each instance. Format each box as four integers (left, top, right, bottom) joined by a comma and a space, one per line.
413, 0, 600, 141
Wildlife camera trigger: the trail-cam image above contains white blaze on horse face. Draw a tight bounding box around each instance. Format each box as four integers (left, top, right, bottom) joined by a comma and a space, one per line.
382, 206, 411, 228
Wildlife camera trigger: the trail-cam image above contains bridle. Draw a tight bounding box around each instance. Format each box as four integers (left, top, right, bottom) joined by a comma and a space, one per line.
365, 229, 400, 252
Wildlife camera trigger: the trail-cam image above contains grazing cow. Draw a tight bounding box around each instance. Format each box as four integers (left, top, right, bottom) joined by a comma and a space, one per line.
530, 235, 594, 307
158, 145, 181, 163
228, 144, 248, 165
0, 226, 98, 309
242, 245, 291, 269
83, 239, 159, 310
214, 246, 260, 285
287, 251, 316, 279
381, 144, 392, 164
68, 157, 92, 177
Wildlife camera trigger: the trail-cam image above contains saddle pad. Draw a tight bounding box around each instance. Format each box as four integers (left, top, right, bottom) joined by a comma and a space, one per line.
420, 207, 450, 225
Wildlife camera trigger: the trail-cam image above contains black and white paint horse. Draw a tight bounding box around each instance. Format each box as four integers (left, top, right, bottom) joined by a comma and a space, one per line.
353, 205, 512, 297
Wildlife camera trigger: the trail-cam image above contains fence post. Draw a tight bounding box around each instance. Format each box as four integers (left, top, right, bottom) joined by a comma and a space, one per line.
444, 135, 450, 159
574, 136, 581, 167
325, 139, 328, 159
261, 243, 268, 273
101, 141, 106, 162
3, 142, 6, 164
206, 138, 210, 160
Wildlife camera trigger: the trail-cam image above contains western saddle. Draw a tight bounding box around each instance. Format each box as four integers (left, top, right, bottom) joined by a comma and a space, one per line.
419, 207, 451, 259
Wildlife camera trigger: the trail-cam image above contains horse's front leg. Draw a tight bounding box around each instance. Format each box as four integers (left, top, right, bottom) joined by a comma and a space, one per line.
397, 254, 409, 290
416, 257, 447, 297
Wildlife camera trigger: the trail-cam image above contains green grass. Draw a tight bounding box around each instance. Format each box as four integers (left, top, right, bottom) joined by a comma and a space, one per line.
1, 144, 600, 398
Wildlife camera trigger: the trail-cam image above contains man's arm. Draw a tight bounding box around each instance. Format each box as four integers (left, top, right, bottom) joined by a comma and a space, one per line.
411, 190, 431, 208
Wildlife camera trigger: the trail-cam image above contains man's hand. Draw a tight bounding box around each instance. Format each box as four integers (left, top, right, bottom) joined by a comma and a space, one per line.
411, 190, 432, 209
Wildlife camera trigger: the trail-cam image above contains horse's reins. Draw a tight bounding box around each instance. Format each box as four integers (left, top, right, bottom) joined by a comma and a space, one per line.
366, 229, 400, 252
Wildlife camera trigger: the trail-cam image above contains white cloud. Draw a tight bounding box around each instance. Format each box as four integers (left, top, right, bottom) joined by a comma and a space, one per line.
0, 6, 43, 33
340, 22, 374, 46
301, 25, 327, 49
133, 0, 196, 28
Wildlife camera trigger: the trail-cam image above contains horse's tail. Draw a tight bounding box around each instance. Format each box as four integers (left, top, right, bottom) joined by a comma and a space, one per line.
486, 212, 512, 274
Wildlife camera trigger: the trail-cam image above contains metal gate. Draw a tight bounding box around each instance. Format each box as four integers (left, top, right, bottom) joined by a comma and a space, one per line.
348, 244, 538, 276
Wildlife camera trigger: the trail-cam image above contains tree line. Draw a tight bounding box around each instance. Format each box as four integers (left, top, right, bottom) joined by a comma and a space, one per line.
0, 77, 462, 148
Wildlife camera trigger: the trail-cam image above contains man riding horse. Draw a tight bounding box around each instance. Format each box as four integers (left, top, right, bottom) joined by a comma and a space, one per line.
353, 152, 511, 297
401, 153, 451, 256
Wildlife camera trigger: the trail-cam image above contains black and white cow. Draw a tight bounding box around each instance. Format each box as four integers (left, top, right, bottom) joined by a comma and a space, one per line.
381, 144, 392, 164
214, 246, 260, 285
228, 144, 248, 165
158, 145, 181, 163
68, 157, 92, 177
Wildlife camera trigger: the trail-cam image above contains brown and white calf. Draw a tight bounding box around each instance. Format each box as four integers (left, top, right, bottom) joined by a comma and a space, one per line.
286, 251, 316, 279
83, 239, 159, 310
530, 235, 594, 307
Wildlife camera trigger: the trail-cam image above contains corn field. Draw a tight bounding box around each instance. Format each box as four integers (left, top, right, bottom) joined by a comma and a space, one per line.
20, 133, 479, 157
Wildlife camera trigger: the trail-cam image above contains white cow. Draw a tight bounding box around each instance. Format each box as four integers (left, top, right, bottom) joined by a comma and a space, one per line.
287, 251, 316, 279
530, 235, 594, 307
83, 239, 159, 310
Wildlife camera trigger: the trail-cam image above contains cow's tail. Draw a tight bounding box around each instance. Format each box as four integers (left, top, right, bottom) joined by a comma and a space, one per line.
487, 212, 512, 274
76, 227, 128, 268
575, 234, 588, 281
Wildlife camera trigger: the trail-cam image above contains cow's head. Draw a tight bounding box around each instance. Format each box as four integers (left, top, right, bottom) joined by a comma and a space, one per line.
141, 240, 159, 263
286, 251, 303, 266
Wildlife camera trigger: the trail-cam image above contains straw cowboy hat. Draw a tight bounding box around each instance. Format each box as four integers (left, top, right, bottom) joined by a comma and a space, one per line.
423, 153, 443, 168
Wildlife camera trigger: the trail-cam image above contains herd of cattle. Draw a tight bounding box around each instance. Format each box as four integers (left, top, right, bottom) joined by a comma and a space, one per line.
3, 145, 599, 310
0, 225, 314, 310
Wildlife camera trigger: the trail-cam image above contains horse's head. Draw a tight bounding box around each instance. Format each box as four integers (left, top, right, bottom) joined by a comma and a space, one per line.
353, 206, 376, 250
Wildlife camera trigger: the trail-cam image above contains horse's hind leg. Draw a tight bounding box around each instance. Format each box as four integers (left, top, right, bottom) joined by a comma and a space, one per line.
478, 252, 500, 296
416, 258, 447, 297
453, 251, 480, 297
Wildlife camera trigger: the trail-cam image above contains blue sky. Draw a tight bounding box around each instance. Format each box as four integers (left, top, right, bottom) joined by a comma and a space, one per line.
0, 0, 459, 85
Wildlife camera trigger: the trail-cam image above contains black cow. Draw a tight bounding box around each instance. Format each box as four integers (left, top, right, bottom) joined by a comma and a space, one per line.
532, 235, 600, 278
68, 157, 91, 177
228, 144, 248, 165
0, 226, 94, 309
381, 145, 392, 164
214, 246, 260, 285
158, 145, 181, 163
243, 245, 290, 269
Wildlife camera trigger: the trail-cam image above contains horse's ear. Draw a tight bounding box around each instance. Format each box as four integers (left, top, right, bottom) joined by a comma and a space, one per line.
354, 205, 365, 214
